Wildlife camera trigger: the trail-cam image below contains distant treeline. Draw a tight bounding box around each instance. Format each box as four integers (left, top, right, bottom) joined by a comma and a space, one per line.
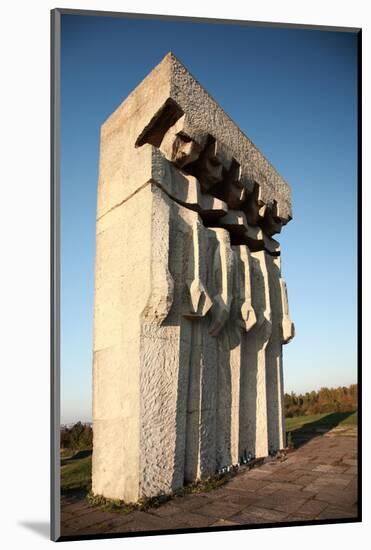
60, 421, 92, 451
61, 385, 357, 448
284, 384, 357, 417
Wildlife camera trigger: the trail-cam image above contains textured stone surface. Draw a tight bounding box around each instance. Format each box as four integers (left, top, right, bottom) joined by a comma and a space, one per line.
92, 53, 295, 502
265, 254, 294, 452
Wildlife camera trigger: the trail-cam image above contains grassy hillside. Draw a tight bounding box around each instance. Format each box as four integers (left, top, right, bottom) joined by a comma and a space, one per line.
286, 411, 357, 432
61, 450, 92, 493
286, 411, 357, 449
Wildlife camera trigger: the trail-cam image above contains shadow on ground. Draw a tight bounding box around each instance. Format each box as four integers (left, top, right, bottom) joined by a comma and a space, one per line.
18, 521, 49, 539
61, 487, 89, 500
61, 449, 92, 466
288, 411, 355, 448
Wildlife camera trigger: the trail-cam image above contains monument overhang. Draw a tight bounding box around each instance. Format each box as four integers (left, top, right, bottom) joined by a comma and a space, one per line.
99, 52, 292, 230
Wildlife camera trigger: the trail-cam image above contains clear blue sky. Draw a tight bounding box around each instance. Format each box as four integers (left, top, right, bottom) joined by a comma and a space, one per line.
60, 14, 358, 424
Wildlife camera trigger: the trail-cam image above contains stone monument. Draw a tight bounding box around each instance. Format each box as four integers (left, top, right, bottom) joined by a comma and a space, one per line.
92, 52, 295, 503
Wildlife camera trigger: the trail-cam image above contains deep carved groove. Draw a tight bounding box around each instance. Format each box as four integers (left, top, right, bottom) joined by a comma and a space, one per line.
135, 98, 184, 148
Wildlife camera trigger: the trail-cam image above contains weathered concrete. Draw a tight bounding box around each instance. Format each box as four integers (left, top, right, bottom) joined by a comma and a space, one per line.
92, 52, 294, 503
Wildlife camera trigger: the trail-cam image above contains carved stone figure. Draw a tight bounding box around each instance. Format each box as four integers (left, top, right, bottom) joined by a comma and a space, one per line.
92, 53, 294, 503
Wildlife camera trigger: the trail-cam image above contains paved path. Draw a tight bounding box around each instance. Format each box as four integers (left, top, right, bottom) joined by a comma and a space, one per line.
61, 426, 358, 537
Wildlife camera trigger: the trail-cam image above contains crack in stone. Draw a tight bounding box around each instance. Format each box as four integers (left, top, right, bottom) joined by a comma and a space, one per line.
96, 180, 152, 221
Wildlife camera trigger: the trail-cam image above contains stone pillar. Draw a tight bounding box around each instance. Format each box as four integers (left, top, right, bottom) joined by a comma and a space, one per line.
242, 250, 271, 459
265, 255, 295, 453
92, 52, 294, 503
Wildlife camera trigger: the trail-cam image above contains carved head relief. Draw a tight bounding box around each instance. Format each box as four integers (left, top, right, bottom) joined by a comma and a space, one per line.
136, 97, 291, 244
261, 200, 283, 236
191, 139, 226, 192
159, 115, 203, 169
243, 181, 266, 226
135, 97, 294, 347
